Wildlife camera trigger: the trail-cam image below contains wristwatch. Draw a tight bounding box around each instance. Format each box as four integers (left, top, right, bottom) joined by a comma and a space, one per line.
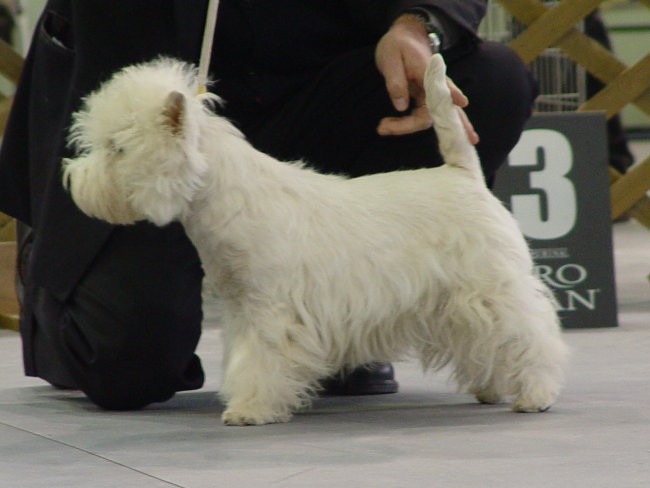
405, 7, 444, 53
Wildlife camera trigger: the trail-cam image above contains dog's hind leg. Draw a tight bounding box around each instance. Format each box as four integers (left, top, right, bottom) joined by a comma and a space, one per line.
503, 286, 569, 413
476, 284, 568, 413
435, 281, 567, 412
219, 310, 329, 425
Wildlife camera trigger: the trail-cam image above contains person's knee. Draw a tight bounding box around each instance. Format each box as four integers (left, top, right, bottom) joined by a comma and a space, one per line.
81, 363, 178, 411
78, 329, 205, 411
449, 42, 538, 108
58, 304, 203, 411
463, 41, 538, 114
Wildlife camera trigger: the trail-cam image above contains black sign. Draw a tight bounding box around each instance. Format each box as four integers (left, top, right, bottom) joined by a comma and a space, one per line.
493, 112, 618, 328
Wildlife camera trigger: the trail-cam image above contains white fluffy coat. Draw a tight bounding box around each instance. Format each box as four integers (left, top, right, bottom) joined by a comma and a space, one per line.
63, 54, 569, 425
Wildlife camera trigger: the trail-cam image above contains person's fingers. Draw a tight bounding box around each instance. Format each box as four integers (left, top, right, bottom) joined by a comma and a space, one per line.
456, 106, 480, 144
377, 105, 479, 144
376, 44, 410, 112
377, 106, 432, 136
444, 77, 479, 144
447, 77, 469, 108
374, 17, 477, 142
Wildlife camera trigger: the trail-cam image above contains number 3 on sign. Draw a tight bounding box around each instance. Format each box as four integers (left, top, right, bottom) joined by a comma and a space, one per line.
508, 129, 577, 240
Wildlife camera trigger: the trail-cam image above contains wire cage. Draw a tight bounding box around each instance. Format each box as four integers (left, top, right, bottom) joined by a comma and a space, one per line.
479, 1, 587, 112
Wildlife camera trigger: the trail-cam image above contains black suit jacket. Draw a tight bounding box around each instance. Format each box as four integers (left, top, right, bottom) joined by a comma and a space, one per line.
0, 0, 486, 301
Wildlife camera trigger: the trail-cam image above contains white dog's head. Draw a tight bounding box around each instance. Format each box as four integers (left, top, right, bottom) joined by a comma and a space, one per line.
63, 58, 212, 226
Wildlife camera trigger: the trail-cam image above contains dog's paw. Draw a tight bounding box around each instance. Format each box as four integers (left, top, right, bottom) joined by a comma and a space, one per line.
512, 384, 558, 413
470, 387, 503, 406
512, 396, 553, 413
221, 407, 292, 426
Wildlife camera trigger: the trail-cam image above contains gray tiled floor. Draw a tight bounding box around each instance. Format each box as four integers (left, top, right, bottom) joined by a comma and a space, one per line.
1, 140, 650, 486
0, 218, 648, 487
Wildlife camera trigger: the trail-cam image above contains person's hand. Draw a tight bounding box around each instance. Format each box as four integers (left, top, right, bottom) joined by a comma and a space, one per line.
374, 14, 479, 144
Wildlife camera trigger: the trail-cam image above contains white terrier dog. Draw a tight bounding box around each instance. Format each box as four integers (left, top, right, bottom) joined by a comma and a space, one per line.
63, 54, 569, 425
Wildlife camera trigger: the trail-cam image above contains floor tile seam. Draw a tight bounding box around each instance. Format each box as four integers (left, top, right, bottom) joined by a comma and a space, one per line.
0, 420, 188, 488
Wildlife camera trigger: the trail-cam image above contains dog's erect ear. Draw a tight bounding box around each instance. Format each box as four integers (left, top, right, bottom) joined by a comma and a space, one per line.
162, 91, 186, 135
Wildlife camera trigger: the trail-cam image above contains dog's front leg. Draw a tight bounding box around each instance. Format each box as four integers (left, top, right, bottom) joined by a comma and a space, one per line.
219, 312, 325, 426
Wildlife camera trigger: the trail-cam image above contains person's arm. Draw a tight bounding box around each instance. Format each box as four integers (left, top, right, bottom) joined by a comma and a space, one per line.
343, 1, 487, 46
343, 2, 486, 139
374, 13, 478, 141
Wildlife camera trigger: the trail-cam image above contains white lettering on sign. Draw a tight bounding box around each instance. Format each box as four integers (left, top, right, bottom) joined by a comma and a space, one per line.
535, 263, 600, 312
562, 289, 600, 311
508, 129, 577, 240
535, 263, 586, 289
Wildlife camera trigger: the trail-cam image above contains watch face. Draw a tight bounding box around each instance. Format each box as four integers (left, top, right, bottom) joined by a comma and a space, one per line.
428, 33, 441, 53
406, 8, 444, 51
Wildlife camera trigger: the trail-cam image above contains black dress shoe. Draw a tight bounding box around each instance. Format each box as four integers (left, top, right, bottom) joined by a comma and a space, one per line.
320, 362, 398, 395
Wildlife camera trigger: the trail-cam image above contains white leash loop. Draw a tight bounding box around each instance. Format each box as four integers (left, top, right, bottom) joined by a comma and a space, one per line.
197, 0, 220, 94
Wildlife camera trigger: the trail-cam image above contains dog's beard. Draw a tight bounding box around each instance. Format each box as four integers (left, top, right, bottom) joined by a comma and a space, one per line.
63, 155, 139, 224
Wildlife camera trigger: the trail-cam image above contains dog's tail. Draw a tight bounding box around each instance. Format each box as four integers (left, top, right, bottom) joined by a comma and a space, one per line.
424, 54, 481, 176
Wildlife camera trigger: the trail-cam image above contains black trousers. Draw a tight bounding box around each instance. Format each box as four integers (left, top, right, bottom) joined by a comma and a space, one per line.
23, 41, 537, 409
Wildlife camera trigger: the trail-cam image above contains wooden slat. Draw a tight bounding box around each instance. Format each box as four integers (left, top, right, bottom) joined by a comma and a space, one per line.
0, 95, 13, 134
578, 53, 650, 118
506, 0, 604, 63
0, 48, 19, 330
562, 39, 650, 119
610, 155, 650, 219
610, 167, 650, 226
0, 38, 23, 84
0, 36, 25, 330
559, 33, 650, 119
0, 213, 15, 242
496, 0, 548, 25
628, 196, 650, 230
558, 31, 626, 83
0, 242, 19, 332
498, 0, 650, 119
609, 166, 621, 186
0, 316, 18, 331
